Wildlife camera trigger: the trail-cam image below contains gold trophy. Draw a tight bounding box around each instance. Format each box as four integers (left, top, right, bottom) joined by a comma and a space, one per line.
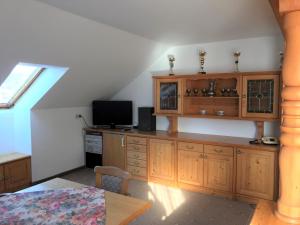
199, 50, 207, 74
168, 55, 175, 75
234, 51, 241, 72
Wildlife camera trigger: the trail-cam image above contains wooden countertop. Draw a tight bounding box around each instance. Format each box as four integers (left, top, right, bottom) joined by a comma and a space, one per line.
85, 128, 279, 152
0, 152, 31, 165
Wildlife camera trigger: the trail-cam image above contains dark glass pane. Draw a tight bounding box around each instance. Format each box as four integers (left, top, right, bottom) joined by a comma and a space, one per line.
247, 79, 274, 113
160, 82, 178, 110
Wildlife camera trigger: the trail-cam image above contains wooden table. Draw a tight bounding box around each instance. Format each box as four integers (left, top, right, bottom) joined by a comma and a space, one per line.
18, 178, 151, 225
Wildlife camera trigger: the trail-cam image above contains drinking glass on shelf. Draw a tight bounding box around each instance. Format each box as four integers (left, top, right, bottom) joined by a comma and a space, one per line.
186, 88, 192, 96
232, 89, 238, 97
221, 88, 226, 96
201, 88, 207, 97
193, 88, 199, 96
226, 88, 231, 96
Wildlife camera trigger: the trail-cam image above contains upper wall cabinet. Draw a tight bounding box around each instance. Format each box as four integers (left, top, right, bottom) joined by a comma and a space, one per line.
153, 72, 280, 121
154, 78, 183, 114
242, 74, 279, 119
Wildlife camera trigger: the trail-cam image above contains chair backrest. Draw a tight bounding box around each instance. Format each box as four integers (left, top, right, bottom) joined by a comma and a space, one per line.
94, 166, 131, 195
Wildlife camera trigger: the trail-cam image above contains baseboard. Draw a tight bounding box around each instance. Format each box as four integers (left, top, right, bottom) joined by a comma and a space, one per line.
32, 165, 86, 185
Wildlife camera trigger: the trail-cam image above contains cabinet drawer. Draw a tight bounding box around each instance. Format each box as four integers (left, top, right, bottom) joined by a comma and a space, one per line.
127, 158, 147, 168
127, 166, 147, 177
127, 136, 147, 145
178, 142, 203, 152
204, 145, 233, 156
127, 144, 147, 152
127, 151, 147, 160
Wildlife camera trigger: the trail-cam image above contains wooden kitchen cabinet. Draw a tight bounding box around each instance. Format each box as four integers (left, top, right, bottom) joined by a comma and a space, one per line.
103, 133, 126, 170
154, 78, 183, 114
126, 135, 148, 180
4, 158, 31, 192
203, 153, 233, 192
236, 148, 276, 200
242, 74, 279, 119
178, 150, 204, 186
0, 165, 4, 193
0, 153, 31, 193
149, 138, 176, 184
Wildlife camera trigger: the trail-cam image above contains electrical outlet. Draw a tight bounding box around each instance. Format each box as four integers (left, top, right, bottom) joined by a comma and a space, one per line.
75, 114, 82, 119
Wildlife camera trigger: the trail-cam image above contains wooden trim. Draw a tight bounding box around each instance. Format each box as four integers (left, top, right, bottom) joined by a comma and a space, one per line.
255, 121, 265, 139
152, 71, 280, 80
280, 0, 300, 14
167, 116, 178, 133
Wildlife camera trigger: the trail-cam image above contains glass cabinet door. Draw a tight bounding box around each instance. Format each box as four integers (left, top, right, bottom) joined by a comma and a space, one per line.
242, 75, 279, 119
156, 79, 182, 114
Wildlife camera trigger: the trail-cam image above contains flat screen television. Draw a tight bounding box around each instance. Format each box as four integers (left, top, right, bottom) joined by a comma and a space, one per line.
92, 100, 132, 128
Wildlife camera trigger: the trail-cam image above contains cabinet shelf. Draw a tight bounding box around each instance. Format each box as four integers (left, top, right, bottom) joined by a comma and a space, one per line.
184, 96, 239, 99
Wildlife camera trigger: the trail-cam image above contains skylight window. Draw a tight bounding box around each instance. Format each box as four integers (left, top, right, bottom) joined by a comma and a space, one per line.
0, 64, 44, 108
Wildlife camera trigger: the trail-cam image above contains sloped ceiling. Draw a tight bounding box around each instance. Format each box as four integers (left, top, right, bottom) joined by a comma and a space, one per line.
0, 0, 280, 109
0, 0, 168, 108
36, 0, 281, 45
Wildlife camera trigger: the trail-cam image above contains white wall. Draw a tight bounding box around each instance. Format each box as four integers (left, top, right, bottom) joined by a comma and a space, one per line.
113, 36, 284, 138
0, 110, 14, 153
31, 107, 91, 181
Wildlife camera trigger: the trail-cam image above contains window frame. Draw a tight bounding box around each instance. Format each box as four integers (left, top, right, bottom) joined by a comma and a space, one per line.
0, 68, 45, 109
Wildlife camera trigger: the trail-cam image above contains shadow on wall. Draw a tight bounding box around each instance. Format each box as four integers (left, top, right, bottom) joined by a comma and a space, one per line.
0, 63, 68, 155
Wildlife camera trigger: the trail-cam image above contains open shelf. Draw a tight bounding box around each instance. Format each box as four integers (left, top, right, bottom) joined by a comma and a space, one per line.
184, 96, 239, 99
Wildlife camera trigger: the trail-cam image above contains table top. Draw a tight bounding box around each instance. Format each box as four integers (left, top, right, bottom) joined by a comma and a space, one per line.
0, 152, 30, 165
19, 178, 151, 225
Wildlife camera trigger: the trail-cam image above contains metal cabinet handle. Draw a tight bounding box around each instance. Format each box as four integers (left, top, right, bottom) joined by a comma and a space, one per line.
237, 149, 243, 154
121, 136, 125, 147
214, 149, 223, 153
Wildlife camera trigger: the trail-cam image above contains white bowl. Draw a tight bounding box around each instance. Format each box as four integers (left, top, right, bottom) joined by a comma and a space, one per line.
217, 110, 224, 116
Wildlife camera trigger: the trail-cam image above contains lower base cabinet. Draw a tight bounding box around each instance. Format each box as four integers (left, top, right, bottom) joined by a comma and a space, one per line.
236, 148, 276, 200
149, 139, 176, 184
178, 150, 204, 186
119, 132, 278, 202
0, 157, 31, 193
0, 166, 4, 193
203, 153, 233, 193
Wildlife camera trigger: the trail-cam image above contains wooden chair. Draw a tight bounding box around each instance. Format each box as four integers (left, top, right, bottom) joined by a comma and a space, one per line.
94, 166, 131, 195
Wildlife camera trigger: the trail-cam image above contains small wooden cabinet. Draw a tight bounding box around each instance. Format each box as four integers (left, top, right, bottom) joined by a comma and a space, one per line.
178, 150, 204, 186
103, 133, 126, 170
126, 136, 148, 180
4, 159, 31, 192
0, 153, 31, 193
153, 71, 280, 121
0, 165, 4, 193
242, 74, 279, 119
236, 148, 276, 200
203, 153, 233, 192
149, 138, 176, 183
154, 78, 183, 114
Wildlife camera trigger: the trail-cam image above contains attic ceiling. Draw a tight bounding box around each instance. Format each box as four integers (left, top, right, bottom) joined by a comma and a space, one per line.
36, 0, 281, 45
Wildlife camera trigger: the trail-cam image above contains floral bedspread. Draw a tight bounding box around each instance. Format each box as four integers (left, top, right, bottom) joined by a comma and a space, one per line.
0, 187, 105, 225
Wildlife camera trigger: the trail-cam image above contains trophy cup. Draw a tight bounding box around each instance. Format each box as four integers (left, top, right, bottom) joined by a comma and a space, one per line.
207, 80, 216, 97
168, 55, 175, 75
234, 51, 241, 72
199, 50, 207, 74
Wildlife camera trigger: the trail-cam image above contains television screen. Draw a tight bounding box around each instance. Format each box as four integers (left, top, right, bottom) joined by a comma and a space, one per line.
92, 100, 132, 127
